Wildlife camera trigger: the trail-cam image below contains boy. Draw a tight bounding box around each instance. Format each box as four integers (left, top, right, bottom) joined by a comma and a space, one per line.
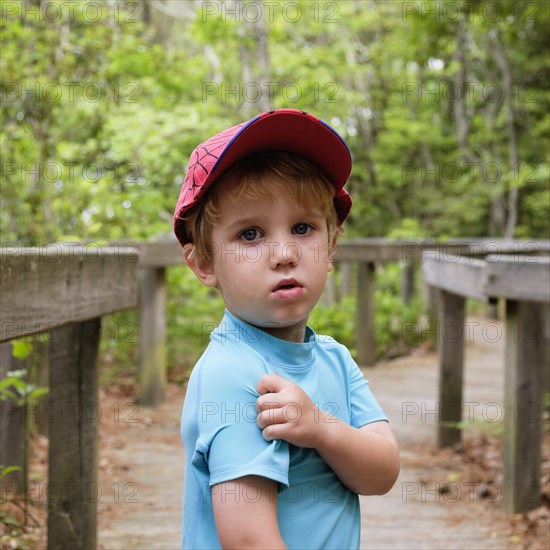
173, 109, 399, 549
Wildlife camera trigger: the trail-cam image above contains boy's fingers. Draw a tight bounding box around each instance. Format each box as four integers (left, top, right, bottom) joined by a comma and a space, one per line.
256, 373, 286, 395
260, 423, 285, 442
256, 398, 281, 413
256, 408, 286, 429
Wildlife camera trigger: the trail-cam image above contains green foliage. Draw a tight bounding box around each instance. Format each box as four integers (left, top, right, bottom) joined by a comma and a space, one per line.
0, 465, 22, 479
2, 0, 548, 246
309, 294, 357, 356
166, 266, 225, 378
2, 1, 548, 379
0, 368, 48, 407
450, 417, 504, 437
11, 341, 32, 361
99, 310, 140, 384
0, 502, 37, 550
374, 264, 424, 358
387, 219, 428, 240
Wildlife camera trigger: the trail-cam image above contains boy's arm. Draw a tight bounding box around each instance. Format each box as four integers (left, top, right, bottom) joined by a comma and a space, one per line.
212, 475, 287, 549
315, 419, 399, 496
256, 374, 400, 496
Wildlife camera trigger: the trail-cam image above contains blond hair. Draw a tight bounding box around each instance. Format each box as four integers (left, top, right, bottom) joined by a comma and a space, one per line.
182, 152, 341, 264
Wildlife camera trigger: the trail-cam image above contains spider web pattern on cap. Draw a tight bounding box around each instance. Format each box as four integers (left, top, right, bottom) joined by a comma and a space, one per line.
177, 122, 246, 212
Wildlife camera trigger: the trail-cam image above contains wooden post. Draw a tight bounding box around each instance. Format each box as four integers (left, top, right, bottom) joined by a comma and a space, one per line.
401, 260, 415, 305
138, 267, 166, 405
437, 290, 465, 447
0, 342, 26, 496
340, 261, 351, 299
356, 262, 376, 366
48, 319, 101, 550
427, 286, 440, 331
543, 305, 550, 412
486, 296, 499, 320
503, 300, 545, 513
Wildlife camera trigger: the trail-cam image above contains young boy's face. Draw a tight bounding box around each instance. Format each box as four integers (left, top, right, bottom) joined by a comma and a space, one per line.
192, 178, 334, 342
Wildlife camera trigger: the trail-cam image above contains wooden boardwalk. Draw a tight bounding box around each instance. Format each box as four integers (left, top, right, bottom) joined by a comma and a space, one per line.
358, 318, 524, 549
97, 318, 536, 550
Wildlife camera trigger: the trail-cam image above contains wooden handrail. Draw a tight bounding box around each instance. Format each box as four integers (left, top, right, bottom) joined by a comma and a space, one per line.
0, 246, 138, 342
422, 254, 549, 514
0, 245, 138, 550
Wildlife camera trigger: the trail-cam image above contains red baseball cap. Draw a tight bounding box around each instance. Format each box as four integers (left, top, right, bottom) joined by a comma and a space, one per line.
173, 108, 352, 247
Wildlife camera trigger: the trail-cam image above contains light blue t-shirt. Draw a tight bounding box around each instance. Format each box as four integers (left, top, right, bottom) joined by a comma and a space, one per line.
181, 310, 387, 549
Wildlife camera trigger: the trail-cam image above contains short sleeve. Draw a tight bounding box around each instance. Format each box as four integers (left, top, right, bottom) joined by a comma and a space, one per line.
347, 356, 388, 428
191, 349, 290, 488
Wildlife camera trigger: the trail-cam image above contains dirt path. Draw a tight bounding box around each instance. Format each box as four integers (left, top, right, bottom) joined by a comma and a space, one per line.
96, 318, 548, 549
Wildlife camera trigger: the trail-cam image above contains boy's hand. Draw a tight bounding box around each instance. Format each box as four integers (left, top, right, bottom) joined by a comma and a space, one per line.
256, 373, 328, 448
257, 374, 400, 496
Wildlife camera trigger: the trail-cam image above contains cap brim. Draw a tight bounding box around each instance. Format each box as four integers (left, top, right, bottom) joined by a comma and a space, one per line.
206, 109, 352, 193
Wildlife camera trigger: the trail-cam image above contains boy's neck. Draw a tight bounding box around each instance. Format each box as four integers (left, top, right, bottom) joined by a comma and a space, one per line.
256, 322, 308, 343
228, 311, 310, 343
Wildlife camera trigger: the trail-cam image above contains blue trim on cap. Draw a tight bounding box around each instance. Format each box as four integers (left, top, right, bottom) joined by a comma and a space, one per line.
317, 117, 352, 157
209, 114, 262, 177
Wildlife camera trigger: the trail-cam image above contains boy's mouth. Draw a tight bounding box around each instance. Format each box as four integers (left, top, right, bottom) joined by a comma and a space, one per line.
273, 278, 301, 291
272, 279, 304, 299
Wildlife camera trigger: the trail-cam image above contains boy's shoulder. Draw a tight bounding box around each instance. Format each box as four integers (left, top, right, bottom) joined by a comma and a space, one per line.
192, 331, 268, 381
314, 332, 353, 357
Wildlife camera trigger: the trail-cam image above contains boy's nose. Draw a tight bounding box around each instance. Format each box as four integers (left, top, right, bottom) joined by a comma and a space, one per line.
267, 240, 301, 268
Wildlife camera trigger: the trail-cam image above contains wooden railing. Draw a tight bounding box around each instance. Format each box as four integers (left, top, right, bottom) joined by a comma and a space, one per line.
423, 254, 550, 513
0, 245, 138, 550
1, 238, 549, 547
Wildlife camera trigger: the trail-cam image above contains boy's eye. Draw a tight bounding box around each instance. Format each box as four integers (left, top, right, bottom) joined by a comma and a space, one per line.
292, 223, 312, 236
239, 228, 261, 241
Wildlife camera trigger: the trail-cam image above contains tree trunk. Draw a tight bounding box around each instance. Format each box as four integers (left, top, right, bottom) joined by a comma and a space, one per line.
236, 0, 272, 115
490, 30, 520, 239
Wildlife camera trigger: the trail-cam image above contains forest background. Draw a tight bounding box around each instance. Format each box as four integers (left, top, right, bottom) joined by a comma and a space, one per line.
1, 0, 549, 370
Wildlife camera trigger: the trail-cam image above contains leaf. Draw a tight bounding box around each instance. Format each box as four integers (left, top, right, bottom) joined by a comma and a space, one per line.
2, 516, 20, 527
0, 375, 25, 394
0, 388, 20, 402
28, 386, 49, 404
0, 376, 21, 391
12, 340, 32, 360
0, 465, 22, 479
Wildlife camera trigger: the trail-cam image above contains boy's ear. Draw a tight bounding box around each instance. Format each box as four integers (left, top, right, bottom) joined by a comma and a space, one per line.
182, 244, 218, 287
